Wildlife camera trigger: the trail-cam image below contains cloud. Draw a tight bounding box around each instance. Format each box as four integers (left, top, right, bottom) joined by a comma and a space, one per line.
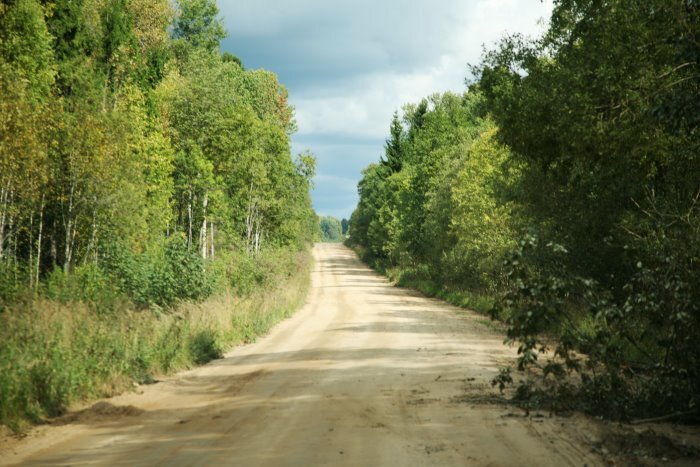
293, 53, 467, 140
220, 0, 554, 219
221, 1, 480, 89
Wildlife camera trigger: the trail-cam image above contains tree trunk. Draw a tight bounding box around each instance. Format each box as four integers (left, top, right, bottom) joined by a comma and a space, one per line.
35, 195, 44, 290
63, 182, 75, 273
29, 210, 34, 289
50, 222, 57, 267
253, 217, 263, 254
9, 210, 16, 268
210, 222, 215, 258
86, 202, 98, 265
201, 193, 208, 259
0, 182, 11, 260
187, 189, 193, 249
245, 182, 258, 254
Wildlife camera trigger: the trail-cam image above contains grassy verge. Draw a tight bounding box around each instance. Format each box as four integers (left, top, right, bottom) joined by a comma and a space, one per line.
348, 244, 495, 316
0, 250, 312, 433
390, 272, 496, 316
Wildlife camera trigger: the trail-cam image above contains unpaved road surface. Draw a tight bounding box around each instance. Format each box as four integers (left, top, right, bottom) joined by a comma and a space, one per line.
3, 244, 605, 466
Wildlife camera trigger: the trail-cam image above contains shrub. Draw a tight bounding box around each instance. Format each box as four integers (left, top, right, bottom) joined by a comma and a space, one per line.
494, 226, 700, 421
44, 264, 120, 311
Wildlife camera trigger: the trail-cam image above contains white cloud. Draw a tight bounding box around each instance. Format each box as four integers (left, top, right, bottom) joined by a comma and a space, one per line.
291, 1, 552, 140
293, 54, 464, 139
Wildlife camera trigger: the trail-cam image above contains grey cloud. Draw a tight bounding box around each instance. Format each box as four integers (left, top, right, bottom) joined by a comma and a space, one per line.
220, 0, 468, 93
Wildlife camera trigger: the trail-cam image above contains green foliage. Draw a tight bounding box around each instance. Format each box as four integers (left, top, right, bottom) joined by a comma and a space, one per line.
0, 262, 24, 306
319, 216, 343, 242
475, 0, 699, 285
349, 91, 515, 292
188, 328, 223, 364
45, 264, 119, 310
0, 0, 315, 306
470, 0, 700, 420
172, 0, 226, 51
496, 226, 700, 419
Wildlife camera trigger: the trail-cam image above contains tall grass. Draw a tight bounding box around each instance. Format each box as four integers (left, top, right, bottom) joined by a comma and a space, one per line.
347, 241, 496, 316
385, 265, 495, 315
0, 250, 311, 433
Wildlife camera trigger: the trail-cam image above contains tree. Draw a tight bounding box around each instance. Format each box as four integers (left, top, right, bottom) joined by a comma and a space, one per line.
380, 112, 404, 175
172, 0, 226, 52
0, 0, 55, 290
475, 0, 699, 284
0, 0, 315, 306
318, 217, 342, 243
473, 0, 700, 419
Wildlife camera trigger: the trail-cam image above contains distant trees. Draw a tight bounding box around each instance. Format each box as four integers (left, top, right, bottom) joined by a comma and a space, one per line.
318, 216, 343, 243
0, 0, 316, 307
349, 0, 699, 421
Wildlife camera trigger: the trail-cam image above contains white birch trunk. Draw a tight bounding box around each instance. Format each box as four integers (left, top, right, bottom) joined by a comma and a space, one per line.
201, 193, 208, 259
35, 195, 44, 290
0, 185, 5, 260
87, 201, 98, 265
210, 222, 215, 258
187, 189, 193, 249
63, 182, 75, 273
0, 182, 11, 260
29, 211, 34, 289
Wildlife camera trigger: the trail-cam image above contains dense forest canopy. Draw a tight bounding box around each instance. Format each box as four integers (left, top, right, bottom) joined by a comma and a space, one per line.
0, 0, 317, 307
349, 0, 699, 420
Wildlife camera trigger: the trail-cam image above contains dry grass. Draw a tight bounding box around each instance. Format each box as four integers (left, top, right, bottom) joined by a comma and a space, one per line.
0, 250, 312, 433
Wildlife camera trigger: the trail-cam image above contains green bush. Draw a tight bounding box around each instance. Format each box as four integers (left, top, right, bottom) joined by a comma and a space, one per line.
188, 328, 223, 364
0, 248, 312, 432
44, 264, 120, 311
106, 236, 214, 307
161, 237, 213, 303
494, 229, 700, 421
0, 262, 24, 306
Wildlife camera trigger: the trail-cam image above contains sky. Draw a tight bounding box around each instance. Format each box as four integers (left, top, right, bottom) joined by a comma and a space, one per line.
219, 0, 553, 220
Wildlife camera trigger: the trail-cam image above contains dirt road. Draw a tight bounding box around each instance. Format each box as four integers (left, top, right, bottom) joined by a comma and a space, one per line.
2, 244, 603, 466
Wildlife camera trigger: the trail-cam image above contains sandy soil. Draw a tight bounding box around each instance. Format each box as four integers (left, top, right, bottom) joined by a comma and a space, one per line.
2, 244, 698, 466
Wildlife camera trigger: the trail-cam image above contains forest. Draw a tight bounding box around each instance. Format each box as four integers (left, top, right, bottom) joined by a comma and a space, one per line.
349, 0, 699, 421
0, 0, 316, 430
318, 216, 348, 243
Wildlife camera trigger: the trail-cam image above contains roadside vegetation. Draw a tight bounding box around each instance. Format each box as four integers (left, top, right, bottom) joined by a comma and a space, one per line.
0, 0, 316, 432
348, 0, 699, 422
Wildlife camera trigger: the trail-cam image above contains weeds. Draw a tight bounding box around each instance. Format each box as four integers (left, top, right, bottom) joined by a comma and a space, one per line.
0, 250, 311, 433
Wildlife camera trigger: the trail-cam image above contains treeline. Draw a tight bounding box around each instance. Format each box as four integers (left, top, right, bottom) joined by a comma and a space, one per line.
349, 0, 699, 420
0, 0, 316, 307
0, 0, 316, 430
318, 216, 348, 242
